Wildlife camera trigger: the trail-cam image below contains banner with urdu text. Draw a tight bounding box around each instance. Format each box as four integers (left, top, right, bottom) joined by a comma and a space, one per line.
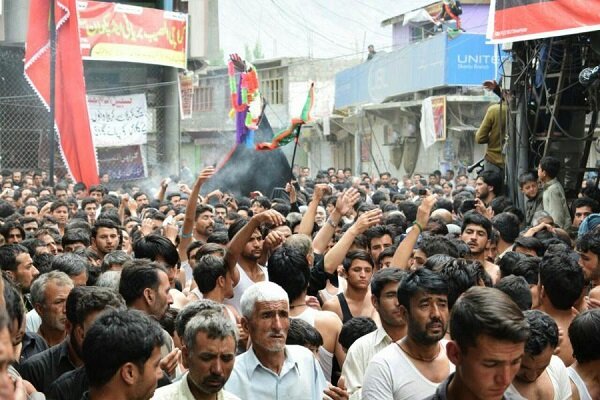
487, 0, 600, 43
77, 0, 188, 69
87, 94, 148, 147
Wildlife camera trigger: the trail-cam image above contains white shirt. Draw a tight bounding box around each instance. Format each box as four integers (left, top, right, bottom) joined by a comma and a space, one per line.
506, 355, 571, 400
25, 309, 41, 333
362, 340, 455, 400
341, 326, 393, 400
224, 264, 268, 313
152, 372, 240, 400
225, 345, 328, 400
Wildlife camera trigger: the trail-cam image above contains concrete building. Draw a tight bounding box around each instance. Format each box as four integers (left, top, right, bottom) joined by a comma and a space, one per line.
181, 56, 359, 171
322, 0, 499, 179
0, 0, 215, 181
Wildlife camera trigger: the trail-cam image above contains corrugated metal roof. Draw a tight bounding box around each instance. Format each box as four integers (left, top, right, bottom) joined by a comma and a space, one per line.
381, 0, 440, 26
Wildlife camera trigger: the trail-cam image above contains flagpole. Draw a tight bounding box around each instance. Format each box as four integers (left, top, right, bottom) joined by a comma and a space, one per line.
289, 125, 301, 181
48, 0, 56, 187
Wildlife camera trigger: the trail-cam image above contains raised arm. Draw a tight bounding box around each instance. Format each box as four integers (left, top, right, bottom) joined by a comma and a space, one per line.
313, 188, 360, 254
178, 167, 215, 261
297, 184, 329, 236
391, 195, 436, 269
323, 208, 382, 274
225, 209, 285, 285
155, 178, 169, 202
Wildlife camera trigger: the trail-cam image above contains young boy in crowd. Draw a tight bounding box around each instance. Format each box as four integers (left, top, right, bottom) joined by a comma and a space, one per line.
519, 172, 543, 227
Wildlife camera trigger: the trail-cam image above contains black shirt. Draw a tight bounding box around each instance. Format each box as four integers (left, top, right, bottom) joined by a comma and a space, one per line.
18, 339, 76, 393
20, 332, 49, 364
48, 366, 88, 400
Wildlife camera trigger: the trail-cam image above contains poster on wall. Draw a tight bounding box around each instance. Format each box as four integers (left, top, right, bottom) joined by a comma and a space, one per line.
178, 72, 194, 120
432, 96, 447, 142
87, 94, 148, 147
97, 145, 147, 180
420, 96, 447, 149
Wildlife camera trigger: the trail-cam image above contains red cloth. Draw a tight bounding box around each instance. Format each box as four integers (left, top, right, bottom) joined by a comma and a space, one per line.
24, 0, 99, 186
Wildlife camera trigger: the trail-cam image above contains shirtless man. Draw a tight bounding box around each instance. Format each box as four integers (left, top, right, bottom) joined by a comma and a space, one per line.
268, 245, 344, 380
224, 209, 286, 313
568, 309, 600, 400
323, 250, 378, 323
507, 310, 571, 400
537, 252, 585, 367
460, 211, 500, 284
321, 208, 382, 321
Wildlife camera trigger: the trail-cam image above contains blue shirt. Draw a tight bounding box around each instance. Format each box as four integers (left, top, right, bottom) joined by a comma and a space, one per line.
225, 345, 328, 400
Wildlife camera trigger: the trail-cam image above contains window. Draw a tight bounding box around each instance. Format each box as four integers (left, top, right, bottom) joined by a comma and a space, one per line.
193, 84, 213, 112
260, 69, 285, 105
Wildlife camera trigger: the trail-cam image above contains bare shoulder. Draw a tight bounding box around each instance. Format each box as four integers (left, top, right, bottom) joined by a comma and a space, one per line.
322, 297, 342, 314
315, 310, 343, 329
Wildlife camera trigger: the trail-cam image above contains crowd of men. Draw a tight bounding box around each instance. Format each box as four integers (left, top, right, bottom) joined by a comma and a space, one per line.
0, 157, 598, 400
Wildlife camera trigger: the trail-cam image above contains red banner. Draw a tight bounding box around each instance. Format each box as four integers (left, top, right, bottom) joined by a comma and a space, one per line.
77, 1, 188, 69
25, 0, 100, 187
488, 0, 600, 43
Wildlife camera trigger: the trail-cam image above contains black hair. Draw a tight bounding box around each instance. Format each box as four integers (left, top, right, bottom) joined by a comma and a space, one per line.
207, 231, 229, 246
450, 287, 529, 352
0, 221, 25, 243
287, 318, 324, 349
513, 236, 545, 257
251, 196, 271, 210
478, 170, 503, 196
267, 246, 309, 301
461, 211, 492, 238
512, 256, 541, 285
416, 235, 459, 258
397, 201, 418, 223
572, 196, 600, 214
365, 225, 393, 248
492, 212, 520, 244
228, 218, 249, 241
498, 251, 527, 278
133, 234, 179, 269
576, 231, 600, 257
376, 246, 397, 267
523, 310, 559, 356
424, 254, 456, 272
397, 268, 448, 311
338, 317, 377, 351
83, 310, 165, 388
118, 260, 168, 306
62, 228, 91, 248
438, 258, 481, 309
81, 197, 98, 210
193, 255, 228, 294
495, 275, 532, 311
91, 219, 121, 239
370, 268, 407, 299
66, 286, 126, 326
518, 172, 538, 187
342, 249, 374, 272
3, 277, 24, 332
539, 156, 561, 179
159, 308, 178, 337
488, 197, 512, 217
540, 253, 585, 310
569, 309, 600, 364
0, 244, 29, 272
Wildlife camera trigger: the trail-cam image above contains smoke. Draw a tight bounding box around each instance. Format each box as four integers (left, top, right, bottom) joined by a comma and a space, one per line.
201, 114, 291, 197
